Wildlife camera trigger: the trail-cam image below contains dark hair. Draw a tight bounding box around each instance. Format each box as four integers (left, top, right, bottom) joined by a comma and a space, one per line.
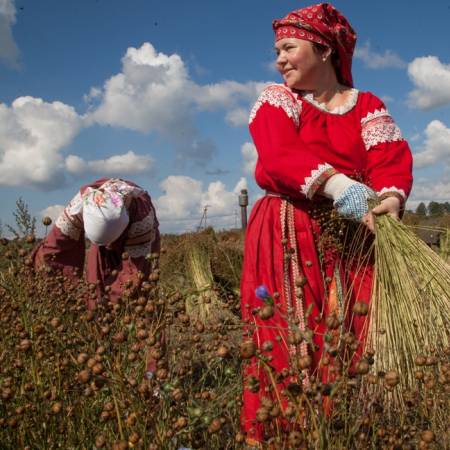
312, 42, 341, 79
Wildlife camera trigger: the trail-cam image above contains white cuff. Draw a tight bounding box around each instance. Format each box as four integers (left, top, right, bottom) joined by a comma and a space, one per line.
321, 173, 358, 201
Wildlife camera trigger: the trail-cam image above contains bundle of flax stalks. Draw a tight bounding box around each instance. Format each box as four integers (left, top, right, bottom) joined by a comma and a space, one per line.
363, 215, 450, 408
185, 239, 220, 323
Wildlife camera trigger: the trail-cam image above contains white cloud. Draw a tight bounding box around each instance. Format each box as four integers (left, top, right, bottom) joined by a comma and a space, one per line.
407, 178, 450, 210
0, 42, 269, 189
155, 176, 203, 221
0, 0, 20, 68
193, 80, 268, 111
0, 96, 82, 189
65, 150, 154, 176
225, 108, 249, 127
380, 95, 393, 104
354, 41, 406, 70
88, 43, 190, 134
413, 120, 450, 168
408, 132, 422, 143
202, 177, 247, 216
241, 142, 257, 175
87, 42, 269, 164
83, 87, 102, 105
407, 56, 450, 109
264, 60, 278, 74
154, 175, 247, 232
40, 204, 65, 222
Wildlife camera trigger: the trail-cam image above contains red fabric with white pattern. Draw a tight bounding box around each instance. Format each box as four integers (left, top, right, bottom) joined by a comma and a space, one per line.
273, 3, 356, 87
241, 84, 413, 443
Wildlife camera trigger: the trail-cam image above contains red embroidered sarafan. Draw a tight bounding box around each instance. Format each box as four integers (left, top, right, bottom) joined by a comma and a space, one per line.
240, 84, 413, 443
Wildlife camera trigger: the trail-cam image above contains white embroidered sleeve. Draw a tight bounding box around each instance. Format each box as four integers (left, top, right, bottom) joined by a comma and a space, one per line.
55, 192, 83, 240
249, 84, 301, 128
55, 210, 83, 240
124, 210, 157, 258
127, 210, 155, 239
361, 108, 403, 150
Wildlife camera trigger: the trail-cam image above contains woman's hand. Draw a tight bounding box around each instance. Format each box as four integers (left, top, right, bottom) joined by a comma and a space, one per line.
362, 196, 401, 232
332, 182, 377, 222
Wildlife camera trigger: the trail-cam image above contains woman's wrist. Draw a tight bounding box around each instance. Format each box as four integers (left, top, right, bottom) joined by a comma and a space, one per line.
378, 191, 405, 209
320, 173, 358, 201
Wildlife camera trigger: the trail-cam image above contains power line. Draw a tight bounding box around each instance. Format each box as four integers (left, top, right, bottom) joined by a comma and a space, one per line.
158, 212, 236, 222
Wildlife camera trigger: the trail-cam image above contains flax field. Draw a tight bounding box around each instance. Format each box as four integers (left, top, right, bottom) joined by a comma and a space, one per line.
0, 222, 449, 450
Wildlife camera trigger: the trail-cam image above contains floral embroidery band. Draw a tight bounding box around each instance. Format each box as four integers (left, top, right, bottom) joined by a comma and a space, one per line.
249, 84, 302, 127
361, 109, 403, 150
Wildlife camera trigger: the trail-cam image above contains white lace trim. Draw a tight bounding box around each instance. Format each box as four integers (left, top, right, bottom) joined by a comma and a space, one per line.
249, 84, 301, 127
301, 88, 359, 115
377, 186, 406, 200
361, 108, 390, 126
361, 108, 403, 150
124, 240, 154, 259
66, 192, 83, 216
128, 210, 156, 239
301, 163, 335, 199
55, 211, 82, 241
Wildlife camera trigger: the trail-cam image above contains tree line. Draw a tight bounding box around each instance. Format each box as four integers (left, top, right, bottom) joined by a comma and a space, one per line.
413, 201, 450, 217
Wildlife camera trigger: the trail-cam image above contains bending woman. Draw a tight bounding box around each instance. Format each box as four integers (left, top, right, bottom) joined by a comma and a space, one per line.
240, 3, 413, 445
32, 177, 160, 310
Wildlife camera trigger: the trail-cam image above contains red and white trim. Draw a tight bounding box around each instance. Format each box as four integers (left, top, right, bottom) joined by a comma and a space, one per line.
300, 163, 337, 199
249, 84, 301, 127
361, 108, 403, 150
377, 186, 407, 201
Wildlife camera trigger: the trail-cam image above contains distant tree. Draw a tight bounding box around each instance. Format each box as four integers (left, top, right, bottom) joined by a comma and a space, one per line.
6, 197, 36, 238
427, 201, 445, 217
415, 202, 427, 216
444, 202, 450, 214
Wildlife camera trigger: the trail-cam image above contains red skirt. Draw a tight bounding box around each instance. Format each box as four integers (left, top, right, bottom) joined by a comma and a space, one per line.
240, 194, 373, 444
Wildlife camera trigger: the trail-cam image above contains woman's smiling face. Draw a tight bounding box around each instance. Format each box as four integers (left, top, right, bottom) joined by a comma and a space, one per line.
275, 38, 326, 90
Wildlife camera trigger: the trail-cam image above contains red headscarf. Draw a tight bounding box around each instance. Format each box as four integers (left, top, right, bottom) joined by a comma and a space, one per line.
273, 3, 356, 87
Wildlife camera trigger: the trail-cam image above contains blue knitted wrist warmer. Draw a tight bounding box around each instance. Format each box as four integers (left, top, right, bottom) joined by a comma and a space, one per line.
333, 183, 376, 222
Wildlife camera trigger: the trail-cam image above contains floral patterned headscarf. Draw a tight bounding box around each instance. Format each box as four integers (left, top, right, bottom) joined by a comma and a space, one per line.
68, 179, 143, 246
273, 3, 357, 87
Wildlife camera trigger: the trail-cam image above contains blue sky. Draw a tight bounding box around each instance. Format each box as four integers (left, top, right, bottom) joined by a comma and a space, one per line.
1, 0, 449, 234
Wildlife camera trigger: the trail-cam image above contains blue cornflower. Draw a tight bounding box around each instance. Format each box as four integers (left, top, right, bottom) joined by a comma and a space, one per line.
255, 285, 270, 300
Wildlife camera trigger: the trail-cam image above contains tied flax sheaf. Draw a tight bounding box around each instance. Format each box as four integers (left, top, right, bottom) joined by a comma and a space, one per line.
311, 200, 449, 419
361, 206, 450, 417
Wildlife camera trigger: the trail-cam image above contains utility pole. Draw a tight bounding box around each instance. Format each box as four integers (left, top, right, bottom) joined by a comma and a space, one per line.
197, 205, 210, 231
239, 189, 248, 230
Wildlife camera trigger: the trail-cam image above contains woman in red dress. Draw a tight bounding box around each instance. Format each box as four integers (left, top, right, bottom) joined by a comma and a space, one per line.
32, 178, 160, 309
240, 3, 413, 445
